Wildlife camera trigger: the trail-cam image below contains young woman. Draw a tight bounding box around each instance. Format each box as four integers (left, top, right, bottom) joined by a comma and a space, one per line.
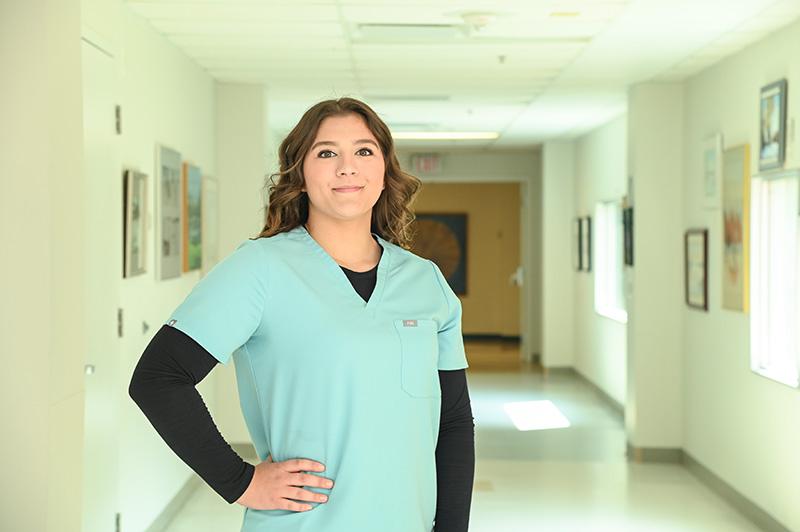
129, 97, 475, 532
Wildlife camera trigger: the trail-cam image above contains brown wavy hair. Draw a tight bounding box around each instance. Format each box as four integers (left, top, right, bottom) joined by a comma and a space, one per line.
256, 97, 422, 250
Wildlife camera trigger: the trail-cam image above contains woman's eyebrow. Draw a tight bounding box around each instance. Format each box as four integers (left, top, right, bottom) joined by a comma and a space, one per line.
310, 139, 378, 150
354, 139, 379, 148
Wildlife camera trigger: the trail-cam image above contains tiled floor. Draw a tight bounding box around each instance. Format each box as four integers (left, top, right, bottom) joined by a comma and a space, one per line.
163, 341, 764, 532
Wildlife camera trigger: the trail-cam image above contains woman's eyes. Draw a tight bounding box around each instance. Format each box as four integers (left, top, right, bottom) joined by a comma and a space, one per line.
316, 147, 374, 158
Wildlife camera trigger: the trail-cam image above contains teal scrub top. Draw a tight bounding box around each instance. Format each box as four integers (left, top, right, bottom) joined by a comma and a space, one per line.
165, 224, 469, 532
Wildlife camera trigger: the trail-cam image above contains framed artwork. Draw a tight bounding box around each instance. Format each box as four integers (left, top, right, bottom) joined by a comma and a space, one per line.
685, 229, 709, 311
201, 176, 219, 276
123, 169, 147, 278
573, 217, 583, 272
580, 216, 592, 272
182, 162, 203, 272
759, 79, 788, 172
156, 144, 182, 280
721, 144, 751, 312
623, 207, 634, 267
410, 213, 467, 295
703, 133, 723, 209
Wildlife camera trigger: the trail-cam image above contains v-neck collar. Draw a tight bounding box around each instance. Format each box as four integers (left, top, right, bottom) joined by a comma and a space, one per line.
294, 224, 391, 313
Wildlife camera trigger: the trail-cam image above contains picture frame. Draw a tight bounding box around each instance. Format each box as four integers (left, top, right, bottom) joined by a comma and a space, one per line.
573, 217, 583, 272
759, 79, 788, 172
580, 216, 592, 272
721, 144, 751, 312
703, 133, 723, 209
182, 161, 203, 273
155, 144, 182, 280
123, 168, 147, 278
685, 228, 709, 311
622, 207, 634, 267
410, 213, 468, 295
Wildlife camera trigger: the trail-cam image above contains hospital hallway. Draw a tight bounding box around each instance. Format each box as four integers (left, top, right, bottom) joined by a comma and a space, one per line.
162, 340, 763, 532
7, 1, 800, 531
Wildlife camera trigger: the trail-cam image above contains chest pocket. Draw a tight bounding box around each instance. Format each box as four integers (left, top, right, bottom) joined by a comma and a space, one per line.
393, 319, 441, 398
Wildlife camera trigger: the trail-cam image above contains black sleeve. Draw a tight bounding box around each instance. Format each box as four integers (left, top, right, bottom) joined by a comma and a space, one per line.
128, 324, 255, 504
434, 368, 475, 532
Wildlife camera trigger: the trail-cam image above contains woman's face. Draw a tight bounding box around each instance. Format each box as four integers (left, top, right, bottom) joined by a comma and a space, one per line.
302, 113, 386, 225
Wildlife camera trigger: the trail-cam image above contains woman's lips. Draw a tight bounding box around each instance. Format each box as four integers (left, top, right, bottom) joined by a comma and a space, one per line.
333, 186, 364, 193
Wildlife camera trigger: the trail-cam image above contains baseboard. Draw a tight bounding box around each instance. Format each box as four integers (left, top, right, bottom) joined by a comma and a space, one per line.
626, 443, 683, 463
683, 451, 792, 532
144, 474, 202, 532
541, 366, 575, 377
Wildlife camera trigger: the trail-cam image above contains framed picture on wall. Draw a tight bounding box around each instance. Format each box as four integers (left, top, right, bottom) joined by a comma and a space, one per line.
409, 213, 467, 295
623, 207, 634, 266
722, 144, 751, 312
574, 217, 583, 272
759, 79, 788, 172
685, 228, 709, 311
123, 168, 147, 278
580, 216, 592, 272
703, 133, 723, 209
182, 162, 203, 273
155, 144, 182, 280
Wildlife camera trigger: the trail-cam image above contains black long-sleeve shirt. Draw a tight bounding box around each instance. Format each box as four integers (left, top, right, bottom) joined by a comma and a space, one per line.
129, 251, 475, 531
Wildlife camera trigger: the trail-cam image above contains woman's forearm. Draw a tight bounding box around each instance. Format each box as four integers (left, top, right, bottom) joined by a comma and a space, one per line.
128, 324, 254, 504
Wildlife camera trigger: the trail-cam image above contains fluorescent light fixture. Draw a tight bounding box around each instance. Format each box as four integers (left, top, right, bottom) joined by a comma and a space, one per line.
503, 400, 571, 431
391, 131, 499, 140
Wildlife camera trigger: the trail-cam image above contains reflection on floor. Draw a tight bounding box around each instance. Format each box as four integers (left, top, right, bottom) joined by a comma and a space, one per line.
163, 340, 763, 532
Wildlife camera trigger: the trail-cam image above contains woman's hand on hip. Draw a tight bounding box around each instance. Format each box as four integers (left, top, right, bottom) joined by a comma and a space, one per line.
235, 454, 334, 511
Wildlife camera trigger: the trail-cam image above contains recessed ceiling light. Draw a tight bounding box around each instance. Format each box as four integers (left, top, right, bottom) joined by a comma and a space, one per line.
391, 131, 499, 140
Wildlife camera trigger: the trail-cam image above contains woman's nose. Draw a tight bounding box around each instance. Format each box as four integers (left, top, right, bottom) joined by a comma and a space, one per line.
337, 156, 357, 176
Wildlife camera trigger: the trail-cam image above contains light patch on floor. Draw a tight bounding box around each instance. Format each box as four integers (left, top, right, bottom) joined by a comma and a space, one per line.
503, 399, 571, 431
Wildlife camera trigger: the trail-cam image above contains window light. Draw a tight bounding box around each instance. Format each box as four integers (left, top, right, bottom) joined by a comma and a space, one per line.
750, 169, 800, 387
594, 201, 628, 323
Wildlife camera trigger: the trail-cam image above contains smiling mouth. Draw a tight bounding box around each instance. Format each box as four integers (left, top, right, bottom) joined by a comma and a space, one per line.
333, 186, 364, 193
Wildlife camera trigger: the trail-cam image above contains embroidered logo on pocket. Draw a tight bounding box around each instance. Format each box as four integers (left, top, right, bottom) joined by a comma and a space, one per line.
403, 319, 418, 327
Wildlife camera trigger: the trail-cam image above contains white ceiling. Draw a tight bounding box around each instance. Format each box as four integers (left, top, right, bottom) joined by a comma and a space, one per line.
126, 0, 800, 149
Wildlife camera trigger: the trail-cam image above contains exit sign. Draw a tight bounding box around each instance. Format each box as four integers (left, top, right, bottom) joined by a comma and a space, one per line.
410, 153, 441, 174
